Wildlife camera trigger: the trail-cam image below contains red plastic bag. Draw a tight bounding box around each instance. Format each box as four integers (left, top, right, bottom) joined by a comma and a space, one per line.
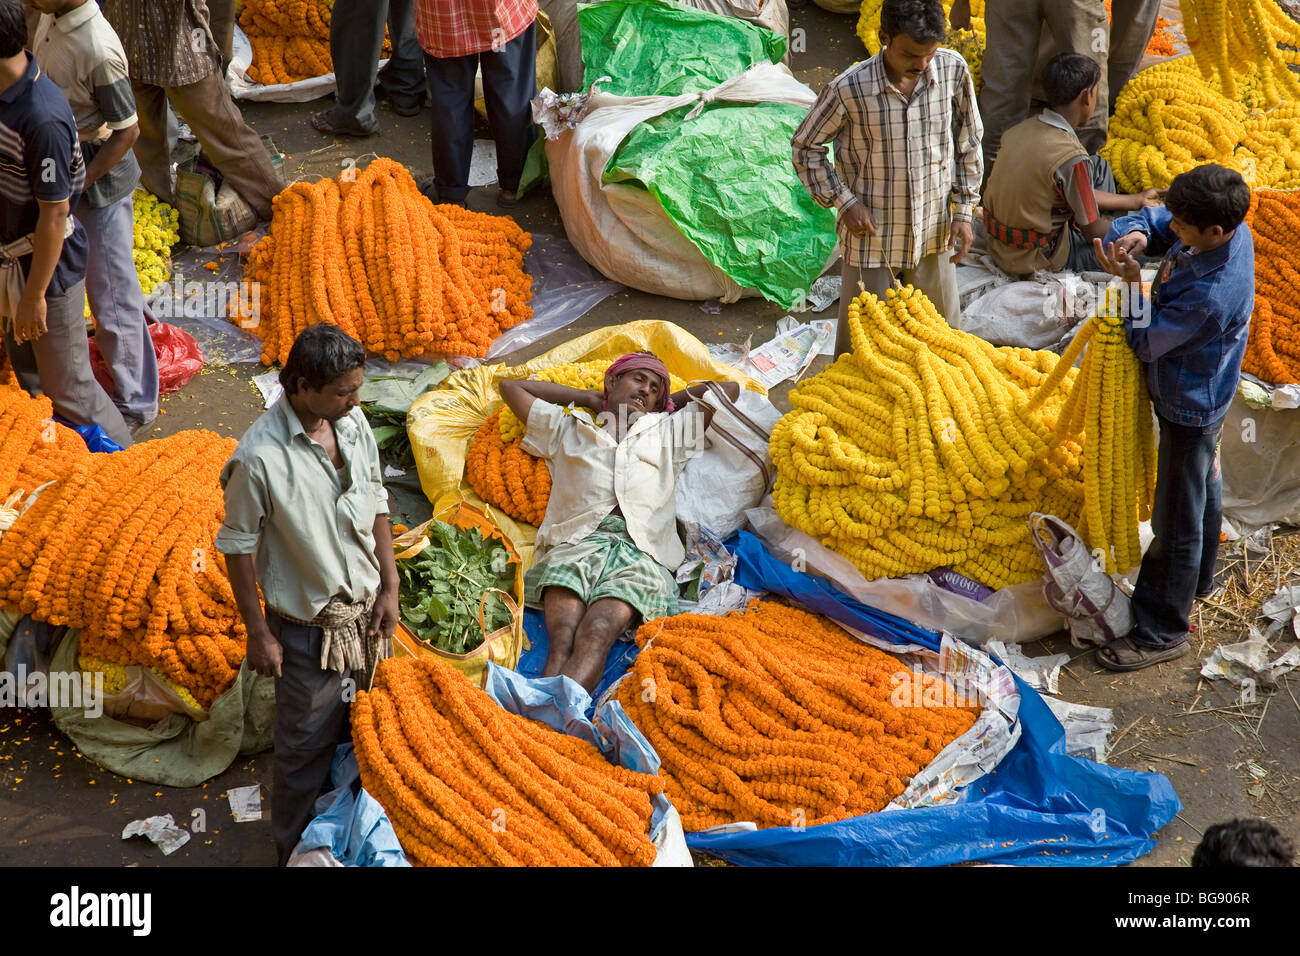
90, 322, 204, 397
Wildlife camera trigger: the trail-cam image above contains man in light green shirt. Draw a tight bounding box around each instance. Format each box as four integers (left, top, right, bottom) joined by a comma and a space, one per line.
216, 324, 399, 866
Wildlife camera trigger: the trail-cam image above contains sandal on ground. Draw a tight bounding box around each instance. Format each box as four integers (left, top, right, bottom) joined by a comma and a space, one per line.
496, 188, 520, 208
310, 110, 377, 137
1096, 634, 1190, 672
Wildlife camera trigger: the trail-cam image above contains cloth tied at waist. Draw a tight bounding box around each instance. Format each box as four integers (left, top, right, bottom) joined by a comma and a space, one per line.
0, 217, 78, 334
277, 593, 387, 687
981, 207, 1058, 254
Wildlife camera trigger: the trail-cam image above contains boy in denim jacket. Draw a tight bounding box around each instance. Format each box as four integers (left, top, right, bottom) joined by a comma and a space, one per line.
1091, 164, 1254, 671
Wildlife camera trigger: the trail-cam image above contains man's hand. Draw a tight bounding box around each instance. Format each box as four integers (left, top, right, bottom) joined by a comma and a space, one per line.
949, 0, 972, 30
246, 622, 283, 678
1134, 188, 1165, 209
12, 293, 47, 344
1112, 230, 1149, 258
1093, 237, 1143, 284
367, 585, 400, 642
841, 203, 878, 236
949, 220, 973, 264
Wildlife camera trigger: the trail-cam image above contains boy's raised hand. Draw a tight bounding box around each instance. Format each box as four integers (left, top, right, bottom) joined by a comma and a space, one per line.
1093, 237, 1143, 284
842, 203, 878, 236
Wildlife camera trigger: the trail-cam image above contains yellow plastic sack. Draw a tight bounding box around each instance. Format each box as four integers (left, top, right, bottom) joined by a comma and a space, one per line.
407, 320, 762, 570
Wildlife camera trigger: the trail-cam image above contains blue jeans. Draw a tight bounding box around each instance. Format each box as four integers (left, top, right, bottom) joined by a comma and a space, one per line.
424, 22, 538, 201
80, 193, 160, 423
1130, 413, 1223, 648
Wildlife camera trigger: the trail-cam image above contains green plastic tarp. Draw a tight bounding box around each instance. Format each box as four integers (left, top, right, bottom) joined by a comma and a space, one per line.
578, 0, 787, 96
49, 630, 276, 788
605, 101, 838, 308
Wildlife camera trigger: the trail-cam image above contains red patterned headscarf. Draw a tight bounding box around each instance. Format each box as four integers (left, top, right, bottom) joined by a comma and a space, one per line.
602, 353, 675, 413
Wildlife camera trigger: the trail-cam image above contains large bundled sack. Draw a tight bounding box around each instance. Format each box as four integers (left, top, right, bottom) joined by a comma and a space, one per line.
545, 0, 790, 93
547, 61, 836, 304
406, 320, 761, 569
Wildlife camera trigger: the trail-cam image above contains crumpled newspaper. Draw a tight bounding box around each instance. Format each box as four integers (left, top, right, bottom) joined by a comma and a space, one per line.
1042, 697, 1115, 762
531, 78, 611, 140
226, 784, 263, 822
122, 814, 191, 856
1261, 584, 1300, 641
1200, 631, 1300, 689
986, 640, 1069, 695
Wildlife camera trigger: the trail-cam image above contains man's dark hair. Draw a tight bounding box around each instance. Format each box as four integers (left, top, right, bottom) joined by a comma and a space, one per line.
279, 324, 366, 396
1043, 53, 1101, 108
880, 0, 947, 43
1165, 164, 1251, 233
1193, 819, 1294, 867
0, 0, 27, 59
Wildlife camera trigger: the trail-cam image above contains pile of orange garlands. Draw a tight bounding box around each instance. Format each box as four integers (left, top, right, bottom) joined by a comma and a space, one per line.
242, 158, 534, 364
464, 407, 552, 526
353, 655, 664, 865
0, 429, 246, 709
1241, 189, 1300, 386
239, 0, 391, 85
0, 385, 91, 505
616, 601, 979, 831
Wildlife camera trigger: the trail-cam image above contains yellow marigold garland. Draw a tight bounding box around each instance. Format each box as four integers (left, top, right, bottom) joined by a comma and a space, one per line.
353, 655, 664, 865
857, 0, 986, 90
616, 600, 979, 831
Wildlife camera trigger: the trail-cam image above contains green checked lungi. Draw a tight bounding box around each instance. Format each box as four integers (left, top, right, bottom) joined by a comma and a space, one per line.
524, 514, 679, 622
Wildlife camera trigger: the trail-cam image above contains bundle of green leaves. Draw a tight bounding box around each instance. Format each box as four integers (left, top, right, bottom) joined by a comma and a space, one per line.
360, 362, 450, 468
397, 520, 516, 654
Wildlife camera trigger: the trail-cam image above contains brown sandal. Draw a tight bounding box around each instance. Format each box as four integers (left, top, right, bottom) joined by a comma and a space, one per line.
1096, 635, 1190, 672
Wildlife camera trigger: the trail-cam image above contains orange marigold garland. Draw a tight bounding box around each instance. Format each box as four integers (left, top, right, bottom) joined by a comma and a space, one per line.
616, 600, 980, 831
352, 655, 664, 866
1242, 189, 1300, 386
240, 0, 393, 85
464, 409, 552, 526
0, 384, 92, 501
0, 429, 245, 707
242, 158, 533, 364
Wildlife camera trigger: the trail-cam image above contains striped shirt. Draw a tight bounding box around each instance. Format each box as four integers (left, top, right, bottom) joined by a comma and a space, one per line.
0, 52, 88, 295
102, 0, 220, 88
792, 48, 983, 270
31, 3, 141, 209
414, 0, 537, 59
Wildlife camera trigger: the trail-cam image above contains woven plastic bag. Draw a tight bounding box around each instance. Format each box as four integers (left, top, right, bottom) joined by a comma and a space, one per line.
1030, 512, 1134, 649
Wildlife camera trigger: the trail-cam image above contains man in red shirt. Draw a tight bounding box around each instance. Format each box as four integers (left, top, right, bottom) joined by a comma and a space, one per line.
415, 0, 537, 207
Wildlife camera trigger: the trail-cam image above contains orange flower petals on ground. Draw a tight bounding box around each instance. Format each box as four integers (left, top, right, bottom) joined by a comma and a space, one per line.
616, 600, 979, 832
242, 158, 533, 364
0, 428, 245, 708
352, 655, 664, 866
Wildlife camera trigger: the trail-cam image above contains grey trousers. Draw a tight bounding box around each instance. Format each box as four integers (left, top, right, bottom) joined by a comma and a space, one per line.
1107, 0, 1163, 105
326, 0, 426, 130
981, 0, 1110, 167
267, 610, 354, 867
3, 277, 133, 448
836, 252, 961, 356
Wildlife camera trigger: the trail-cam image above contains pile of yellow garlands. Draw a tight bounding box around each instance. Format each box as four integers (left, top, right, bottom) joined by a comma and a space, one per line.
240, 0, 391, 85
1103, 1, 1300, 191
0, 425, 246, 709
1242, 189, 1300, 385
353, 655, 664, 865
242, 158, 533, 363
857, 0, 986, 90
617, 600, 979, 831
464, 360, 685, 526
769, 285, 1154, 588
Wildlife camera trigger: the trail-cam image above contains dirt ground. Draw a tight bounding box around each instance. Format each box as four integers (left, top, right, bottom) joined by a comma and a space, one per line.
2, 2, 1295, 868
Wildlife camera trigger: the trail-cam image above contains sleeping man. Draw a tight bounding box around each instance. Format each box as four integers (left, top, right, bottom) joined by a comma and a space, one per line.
499, 352, 739, 692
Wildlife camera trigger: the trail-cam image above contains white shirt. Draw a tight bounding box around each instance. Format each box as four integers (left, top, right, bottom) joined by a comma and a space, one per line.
521, 401, 705, 570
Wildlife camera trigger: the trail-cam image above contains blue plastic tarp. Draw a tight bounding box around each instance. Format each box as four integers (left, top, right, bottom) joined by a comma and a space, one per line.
677, 532, 1181, 866
518, 607, 640, 705
297, 745, 410, 867
53, 415, 124, 453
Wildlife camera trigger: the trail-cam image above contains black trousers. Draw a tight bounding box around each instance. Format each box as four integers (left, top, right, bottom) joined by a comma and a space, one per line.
329, 0, 426, 129
267, 610, 353, 866
1130, 413, 1224, 648
424, 23, 537, 200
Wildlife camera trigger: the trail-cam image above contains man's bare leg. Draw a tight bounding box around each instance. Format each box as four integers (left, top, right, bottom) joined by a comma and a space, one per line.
561, 598, 636, 692
541, 586, 586, 677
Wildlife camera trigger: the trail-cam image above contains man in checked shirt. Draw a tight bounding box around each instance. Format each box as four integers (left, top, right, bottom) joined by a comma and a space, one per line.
793, 0, 981, 356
